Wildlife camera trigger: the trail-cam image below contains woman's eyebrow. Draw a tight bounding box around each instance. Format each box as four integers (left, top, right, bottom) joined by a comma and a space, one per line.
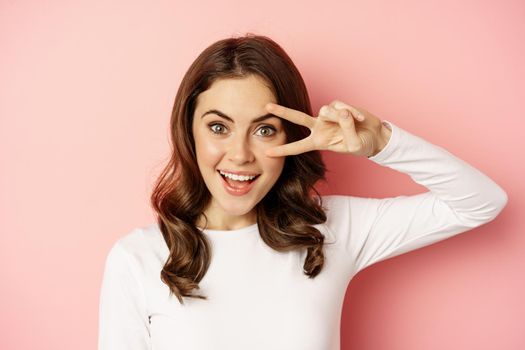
201, 109, 279, 123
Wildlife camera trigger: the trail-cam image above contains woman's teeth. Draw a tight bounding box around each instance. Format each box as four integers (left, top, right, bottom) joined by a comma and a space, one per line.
219, 170, 259, 182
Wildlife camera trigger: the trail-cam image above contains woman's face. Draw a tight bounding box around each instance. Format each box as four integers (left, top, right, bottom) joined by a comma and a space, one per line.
191, 74, 287, 229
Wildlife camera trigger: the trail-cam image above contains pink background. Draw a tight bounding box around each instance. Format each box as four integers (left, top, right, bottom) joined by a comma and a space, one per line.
1, 0, 523, 349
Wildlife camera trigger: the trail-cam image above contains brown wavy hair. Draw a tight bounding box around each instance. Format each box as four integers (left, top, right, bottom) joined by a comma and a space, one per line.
150, 33, 329, 305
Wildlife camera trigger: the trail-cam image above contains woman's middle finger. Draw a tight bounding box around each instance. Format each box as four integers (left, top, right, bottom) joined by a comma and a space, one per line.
319, 105, 348, 122
332, 101, 365, 121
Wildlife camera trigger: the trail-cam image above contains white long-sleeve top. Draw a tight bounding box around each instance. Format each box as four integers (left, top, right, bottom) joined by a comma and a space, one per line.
98, 120, 507, 350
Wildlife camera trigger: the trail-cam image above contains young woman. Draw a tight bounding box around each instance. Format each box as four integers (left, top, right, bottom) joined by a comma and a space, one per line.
98, 34, 508, 350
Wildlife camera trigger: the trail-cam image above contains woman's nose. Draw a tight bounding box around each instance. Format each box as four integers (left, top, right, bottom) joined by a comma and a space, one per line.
227, 135, 255, 163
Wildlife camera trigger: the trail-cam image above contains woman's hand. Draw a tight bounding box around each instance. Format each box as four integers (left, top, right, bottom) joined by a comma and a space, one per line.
264, 100, 391, 158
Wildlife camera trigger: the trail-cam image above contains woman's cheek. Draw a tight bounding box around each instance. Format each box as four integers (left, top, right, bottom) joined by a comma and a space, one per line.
198, 139, 224, 164
261, 140, 286, 168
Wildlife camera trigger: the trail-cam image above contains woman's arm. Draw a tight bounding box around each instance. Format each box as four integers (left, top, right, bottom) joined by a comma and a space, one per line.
98, 240, 151, 350
263, 101, 508, 275
346, 120, 508, 275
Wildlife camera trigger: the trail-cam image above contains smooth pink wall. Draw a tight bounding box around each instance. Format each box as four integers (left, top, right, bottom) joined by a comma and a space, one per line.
1, 0, 523, 349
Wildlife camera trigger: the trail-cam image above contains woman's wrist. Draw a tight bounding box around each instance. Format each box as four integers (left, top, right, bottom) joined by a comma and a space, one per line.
367, 121, 392, 158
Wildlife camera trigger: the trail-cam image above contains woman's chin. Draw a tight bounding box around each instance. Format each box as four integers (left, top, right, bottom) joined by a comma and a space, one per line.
222, 205, 255, 217
214, 197, 256, 214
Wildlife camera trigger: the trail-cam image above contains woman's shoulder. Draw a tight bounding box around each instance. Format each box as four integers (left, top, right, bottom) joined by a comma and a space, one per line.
108, 223, 167, 262
317, 194, 378, 241
314, 195, 353, 244
318, 194, 359, 214
319, 194, 349, 205
320, 194, 376, 212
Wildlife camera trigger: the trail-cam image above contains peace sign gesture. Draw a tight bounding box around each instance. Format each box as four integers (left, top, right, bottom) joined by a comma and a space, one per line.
264, 100, 391, 158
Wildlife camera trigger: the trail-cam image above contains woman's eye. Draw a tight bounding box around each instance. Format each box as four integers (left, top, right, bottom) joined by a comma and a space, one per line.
256, 125, 277, 137
209, 123, 226, 134
208, 123, 277, 137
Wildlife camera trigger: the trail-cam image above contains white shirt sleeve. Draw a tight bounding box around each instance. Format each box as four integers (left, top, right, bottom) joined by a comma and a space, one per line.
347, 120, 508, 275
98, 240, 151, 350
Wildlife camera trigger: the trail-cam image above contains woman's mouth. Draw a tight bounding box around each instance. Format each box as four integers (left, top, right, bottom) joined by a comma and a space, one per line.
217, 170, 261, 196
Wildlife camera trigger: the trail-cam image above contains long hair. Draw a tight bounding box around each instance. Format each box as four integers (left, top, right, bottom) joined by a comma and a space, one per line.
150, 33, 328, 305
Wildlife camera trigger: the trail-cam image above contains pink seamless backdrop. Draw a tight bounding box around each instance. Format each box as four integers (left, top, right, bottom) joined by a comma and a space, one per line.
1, 0, 523, 349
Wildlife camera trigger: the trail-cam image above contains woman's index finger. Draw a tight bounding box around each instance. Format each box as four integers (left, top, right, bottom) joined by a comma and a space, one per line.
265, 103, 315, 129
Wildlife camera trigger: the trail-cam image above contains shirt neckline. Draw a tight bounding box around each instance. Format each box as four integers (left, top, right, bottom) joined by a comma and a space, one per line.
197, 222, 259, 235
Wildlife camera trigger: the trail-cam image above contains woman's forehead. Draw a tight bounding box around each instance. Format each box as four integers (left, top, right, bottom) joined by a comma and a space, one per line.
194, 79, 277, 122
201, 76, 275, 102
